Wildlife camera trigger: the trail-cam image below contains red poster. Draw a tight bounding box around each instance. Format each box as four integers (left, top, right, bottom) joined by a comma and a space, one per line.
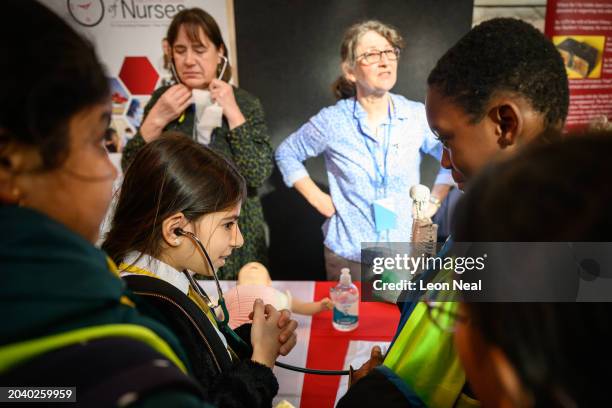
545, 0, 612, 131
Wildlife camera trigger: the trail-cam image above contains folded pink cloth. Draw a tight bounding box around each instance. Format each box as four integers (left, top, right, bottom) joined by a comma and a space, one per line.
225, 285, 292, 329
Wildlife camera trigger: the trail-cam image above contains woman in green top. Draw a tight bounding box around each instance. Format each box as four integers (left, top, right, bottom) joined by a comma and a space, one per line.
123, 8, 273, 279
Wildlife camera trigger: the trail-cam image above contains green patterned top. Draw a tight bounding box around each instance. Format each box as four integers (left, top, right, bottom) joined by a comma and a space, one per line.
122, 85, 273, 279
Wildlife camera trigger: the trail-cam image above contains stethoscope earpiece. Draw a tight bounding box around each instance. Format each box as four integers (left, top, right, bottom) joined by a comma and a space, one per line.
217, 55, 228, 80
170, 53, 229, 86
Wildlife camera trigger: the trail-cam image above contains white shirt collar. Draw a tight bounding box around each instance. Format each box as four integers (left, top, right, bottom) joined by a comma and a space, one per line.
121, 252, 191, 295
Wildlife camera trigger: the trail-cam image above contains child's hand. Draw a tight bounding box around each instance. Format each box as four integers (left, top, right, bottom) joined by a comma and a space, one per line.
248, 307, 299, 356
319, 297, 334, 312
349, 346, 384, 387
250, 299, 283, 367
278, 309, 298, 356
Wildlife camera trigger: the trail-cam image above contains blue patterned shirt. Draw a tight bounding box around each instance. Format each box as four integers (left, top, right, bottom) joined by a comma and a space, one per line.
275, 94, 453, 262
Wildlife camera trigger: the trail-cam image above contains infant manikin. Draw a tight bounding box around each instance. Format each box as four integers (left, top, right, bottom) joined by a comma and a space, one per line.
225, 262, 333, 329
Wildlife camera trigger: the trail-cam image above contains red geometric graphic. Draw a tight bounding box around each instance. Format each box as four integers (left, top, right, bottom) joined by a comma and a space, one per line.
119, 57, 159, 95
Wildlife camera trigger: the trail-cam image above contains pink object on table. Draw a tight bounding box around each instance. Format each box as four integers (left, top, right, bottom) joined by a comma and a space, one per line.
224, 285, 291, 329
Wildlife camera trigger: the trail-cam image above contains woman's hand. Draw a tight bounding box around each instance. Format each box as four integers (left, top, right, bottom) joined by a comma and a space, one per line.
412, 201, 440, 220
294, 177, 337, 218
313, 191, 336, 218
140, 84, 192, 142
209, 79, 245, 129
250, 299, 283, 367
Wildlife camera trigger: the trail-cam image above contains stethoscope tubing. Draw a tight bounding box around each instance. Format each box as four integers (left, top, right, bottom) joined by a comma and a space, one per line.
174, 228, 350, 376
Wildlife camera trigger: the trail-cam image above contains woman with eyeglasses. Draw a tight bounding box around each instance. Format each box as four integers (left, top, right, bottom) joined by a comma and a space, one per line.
122, 8, 273, 280
275, 20, 453, 281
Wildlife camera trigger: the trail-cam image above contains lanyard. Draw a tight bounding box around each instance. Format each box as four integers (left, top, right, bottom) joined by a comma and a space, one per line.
364, 124, 391, 199
362, 98, 395, 199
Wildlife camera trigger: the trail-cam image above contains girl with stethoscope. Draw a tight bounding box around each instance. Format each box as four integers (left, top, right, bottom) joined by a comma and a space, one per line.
122, 7, 274, 281
103, 133, 296, 407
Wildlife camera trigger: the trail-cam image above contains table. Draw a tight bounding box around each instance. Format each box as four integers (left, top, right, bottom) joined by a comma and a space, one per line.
198, 280, 400, 408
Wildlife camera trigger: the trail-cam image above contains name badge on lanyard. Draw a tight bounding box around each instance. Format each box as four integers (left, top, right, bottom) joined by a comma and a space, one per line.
365, 123, 397, 232
373, 196, 397, 232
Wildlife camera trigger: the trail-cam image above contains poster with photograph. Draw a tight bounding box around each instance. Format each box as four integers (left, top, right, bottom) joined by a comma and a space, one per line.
545, 0, 612, 131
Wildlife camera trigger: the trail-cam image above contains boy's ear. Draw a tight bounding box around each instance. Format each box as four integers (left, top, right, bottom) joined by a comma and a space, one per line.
161, 212, 187, 247
489, 101, 523, 149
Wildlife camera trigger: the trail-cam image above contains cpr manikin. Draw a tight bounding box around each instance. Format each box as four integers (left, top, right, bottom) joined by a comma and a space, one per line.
224, 262, 333, 329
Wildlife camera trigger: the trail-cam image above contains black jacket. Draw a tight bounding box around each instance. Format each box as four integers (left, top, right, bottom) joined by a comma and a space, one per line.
0, 206, 212, 408
124, 275, 278, 408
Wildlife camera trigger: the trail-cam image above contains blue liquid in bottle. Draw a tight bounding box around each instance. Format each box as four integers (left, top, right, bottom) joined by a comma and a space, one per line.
330, 268, 359, 331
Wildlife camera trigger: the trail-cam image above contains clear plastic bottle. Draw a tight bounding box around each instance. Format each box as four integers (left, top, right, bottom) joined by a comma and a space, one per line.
330, 268, 359, 331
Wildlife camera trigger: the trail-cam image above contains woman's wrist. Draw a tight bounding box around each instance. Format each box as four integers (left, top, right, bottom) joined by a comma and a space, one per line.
226, 108, 246, 130
140, 115, 165, 142
309, 190, 327, 210
429, 196, 442, 208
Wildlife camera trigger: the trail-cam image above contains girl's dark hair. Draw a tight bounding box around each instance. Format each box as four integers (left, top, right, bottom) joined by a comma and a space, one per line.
0, 0, 109, 171
166, 8, 232, 82
454, 131, 612, 407
102, 132, 246, 265
332, 20, 404, 100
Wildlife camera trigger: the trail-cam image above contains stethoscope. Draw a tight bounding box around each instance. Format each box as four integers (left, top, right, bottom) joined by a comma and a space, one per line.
174, 228, 350, 375
170, 52, 228, 87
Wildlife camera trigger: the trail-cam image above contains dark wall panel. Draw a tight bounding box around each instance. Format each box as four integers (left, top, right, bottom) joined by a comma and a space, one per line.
235, 0, 473, 280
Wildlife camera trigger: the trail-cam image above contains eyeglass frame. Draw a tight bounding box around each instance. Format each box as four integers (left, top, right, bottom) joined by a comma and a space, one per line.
356, 47, 401, 65
425, 300, 470, 333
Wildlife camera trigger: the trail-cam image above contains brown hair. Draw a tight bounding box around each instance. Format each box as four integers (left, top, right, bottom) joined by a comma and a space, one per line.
166, 8, 232, 82
102, 132, 246, 265
332, 20, 404, 100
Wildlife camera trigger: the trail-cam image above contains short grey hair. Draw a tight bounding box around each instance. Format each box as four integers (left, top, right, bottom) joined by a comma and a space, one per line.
331, 20, 405, 100
341, 20, 404, 66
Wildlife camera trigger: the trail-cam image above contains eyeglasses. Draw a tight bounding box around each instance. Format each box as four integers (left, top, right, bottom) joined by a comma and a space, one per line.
357, 48, 400, 65
425, 301, 469, 333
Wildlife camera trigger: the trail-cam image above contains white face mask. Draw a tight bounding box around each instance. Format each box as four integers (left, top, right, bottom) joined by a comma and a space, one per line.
192, 90, 223, 145
192, 89, 212, 119
190, 55, 228, 145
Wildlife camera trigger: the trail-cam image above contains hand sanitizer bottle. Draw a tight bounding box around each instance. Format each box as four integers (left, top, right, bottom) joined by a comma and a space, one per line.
330, 268, 359, 331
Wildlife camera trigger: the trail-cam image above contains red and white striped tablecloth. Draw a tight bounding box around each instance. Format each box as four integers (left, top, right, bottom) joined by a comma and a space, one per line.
198, 280, 400, 408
